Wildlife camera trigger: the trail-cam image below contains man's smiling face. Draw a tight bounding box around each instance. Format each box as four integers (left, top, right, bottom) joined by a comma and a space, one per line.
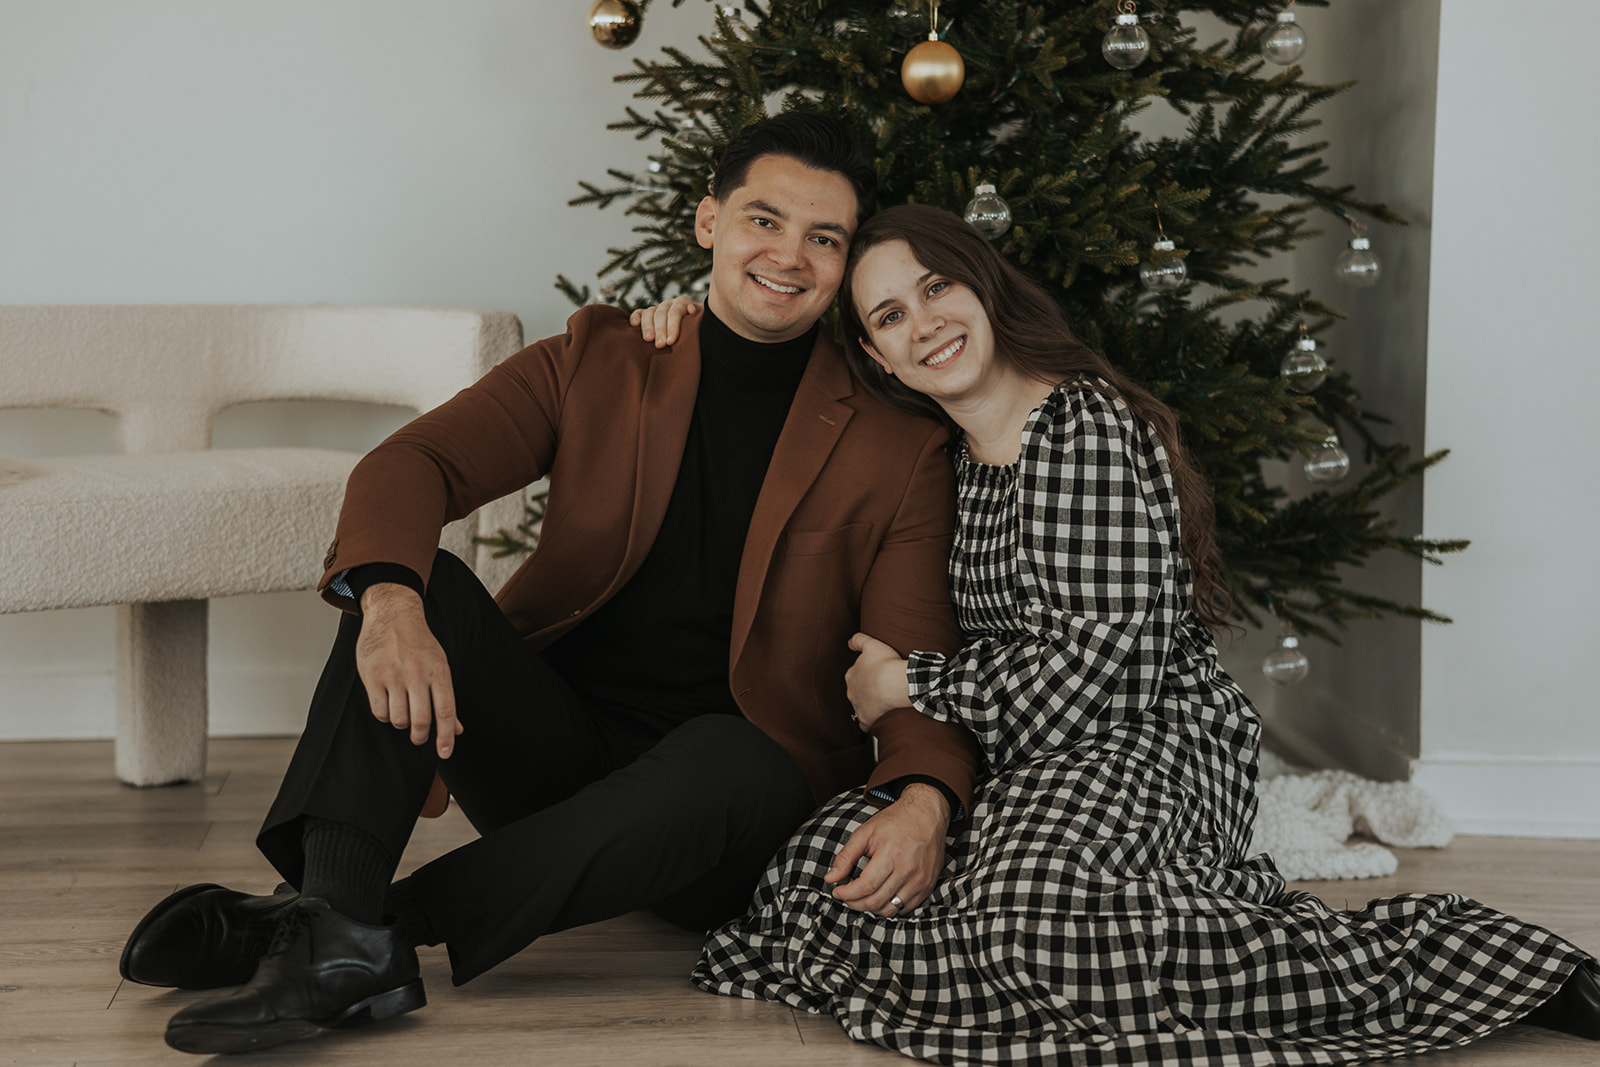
693, 153, 859, 343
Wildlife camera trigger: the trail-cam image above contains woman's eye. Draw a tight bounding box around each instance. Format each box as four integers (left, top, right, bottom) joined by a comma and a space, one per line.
928, 280, 949, 296
880, 310, 902, 327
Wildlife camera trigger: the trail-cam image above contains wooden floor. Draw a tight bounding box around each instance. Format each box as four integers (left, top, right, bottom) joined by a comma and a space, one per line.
3, 737, 1598, 1066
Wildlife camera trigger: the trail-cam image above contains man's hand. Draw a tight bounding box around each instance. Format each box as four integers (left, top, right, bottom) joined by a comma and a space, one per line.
356, 583, 462, 759
845, 632, 911, 731
824, 783, 950, 916
628, 296, 700, 348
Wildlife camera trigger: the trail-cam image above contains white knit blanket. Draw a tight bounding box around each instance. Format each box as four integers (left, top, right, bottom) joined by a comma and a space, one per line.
1248, 752, 1453, 881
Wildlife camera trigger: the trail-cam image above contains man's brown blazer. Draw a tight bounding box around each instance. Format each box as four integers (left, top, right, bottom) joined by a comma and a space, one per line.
319, 305, 979, 810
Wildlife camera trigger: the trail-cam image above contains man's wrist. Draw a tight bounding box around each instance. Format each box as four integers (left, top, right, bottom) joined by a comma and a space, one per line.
360, 581, 424, 615
344, 562, 425, 604
897, 781, 952, 825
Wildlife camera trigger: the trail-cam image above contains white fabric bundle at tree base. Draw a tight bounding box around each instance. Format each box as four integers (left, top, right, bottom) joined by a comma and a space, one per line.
1250, 750, 1454, 880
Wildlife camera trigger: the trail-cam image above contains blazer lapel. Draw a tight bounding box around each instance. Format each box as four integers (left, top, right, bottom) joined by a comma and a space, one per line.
730, 333, 855, 667
614, 314, 702, 591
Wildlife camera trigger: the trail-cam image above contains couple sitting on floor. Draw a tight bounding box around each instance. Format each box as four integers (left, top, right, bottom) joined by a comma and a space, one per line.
121, 111, 1598, 1064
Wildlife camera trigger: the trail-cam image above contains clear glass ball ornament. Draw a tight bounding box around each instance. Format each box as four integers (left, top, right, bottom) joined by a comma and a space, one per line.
888, 5, 926, 40
1280, 336, 1328, 393
1261, 628, 1310, 686
633, 158, 666, 194
1335, 236, 1382, 288
1262, 10, 1307, 65
1102, 13, 1150, 70
1304, 427, 1351, 483
673, 117, 709, 145
964, 184, 1013, 240
1139, 238, 1187, 292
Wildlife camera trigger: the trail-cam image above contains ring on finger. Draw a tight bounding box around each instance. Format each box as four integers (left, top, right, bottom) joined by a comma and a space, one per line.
889, 894, 904, 910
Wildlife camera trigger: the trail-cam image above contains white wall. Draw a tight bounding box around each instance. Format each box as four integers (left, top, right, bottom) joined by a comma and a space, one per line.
1413, 0, 1600, 835
0, 0, 711, 738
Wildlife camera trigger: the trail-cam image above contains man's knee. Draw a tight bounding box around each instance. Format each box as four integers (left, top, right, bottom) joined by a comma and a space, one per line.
662, 715, 814, 822
419, 549, 476, 600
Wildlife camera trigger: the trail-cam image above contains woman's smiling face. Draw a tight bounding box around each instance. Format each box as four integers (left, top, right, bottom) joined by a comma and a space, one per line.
851, 239, 1002, 406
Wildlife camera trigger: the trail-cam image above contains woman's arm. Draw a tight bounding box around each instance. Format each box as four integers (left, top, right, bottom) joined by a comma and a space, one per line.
844, 632, 911, 730
908, 388, 1181, 773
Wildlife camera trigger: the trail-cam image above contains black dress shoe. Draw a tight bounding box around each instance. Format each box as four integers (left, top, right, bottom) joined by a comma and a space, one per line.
1525, 959, 1600, 1041
163, 897, 425, 1055
120, 882, 299, 989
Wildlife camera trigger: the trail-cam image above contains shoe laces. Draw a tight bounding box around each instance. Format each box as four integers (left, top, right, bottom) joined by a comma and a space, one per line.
229, 891, 298, 963
263, 908, 314, 958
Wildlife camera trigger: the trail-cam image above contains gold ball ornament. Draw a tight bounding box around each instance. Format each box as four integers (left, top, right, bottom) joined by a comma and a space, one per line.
589, 0, 642, 50
901, 36, 965, 104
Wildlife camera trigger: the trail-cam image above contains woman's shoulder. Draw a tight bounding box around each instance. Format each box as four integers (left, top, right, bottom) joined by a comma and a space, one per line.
1030, 376, 1148, 451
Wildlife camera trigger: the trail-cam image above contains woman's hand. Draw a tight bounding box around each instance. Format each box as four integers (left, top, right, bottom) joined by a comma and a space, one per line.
845, 632, 912, 731
628, 295, 701, 348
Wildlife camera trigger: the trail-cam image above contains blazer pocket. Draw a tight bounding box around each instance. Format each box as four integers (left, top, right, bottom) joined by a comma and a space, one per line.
784, 522, 872, 558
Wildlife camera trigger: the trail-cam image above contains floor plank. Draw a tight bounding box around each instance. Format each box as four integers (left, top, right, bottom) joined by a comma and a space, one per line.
1, 737, 1596, 1066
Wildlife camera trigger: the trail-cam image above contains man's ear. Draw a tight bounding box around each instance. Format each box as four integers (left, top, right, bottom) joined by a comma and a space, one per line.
693, 196, 718, 250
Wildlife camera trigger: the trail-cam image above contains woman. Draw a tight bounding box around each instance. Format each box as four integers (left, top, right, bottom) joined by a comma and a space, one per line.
636, 204, 1597, 1065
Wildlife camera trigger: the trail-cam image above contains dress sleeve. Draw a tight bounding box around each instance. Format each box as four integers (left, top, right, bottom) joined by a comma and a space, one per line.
906, 389, 1179, 774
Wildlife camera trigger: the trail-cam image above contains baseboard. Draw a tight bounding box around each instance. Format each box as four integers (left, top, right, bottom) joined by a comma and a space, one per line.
208, 663, 316, 736
0, 672, 117, 740
1411, 754, 1600, 839
0, 663, 311, 742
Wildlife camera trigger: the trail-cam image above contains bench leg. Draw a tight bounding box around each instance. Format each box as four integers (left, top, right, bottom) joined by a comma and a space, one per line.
114, 600, 209, 786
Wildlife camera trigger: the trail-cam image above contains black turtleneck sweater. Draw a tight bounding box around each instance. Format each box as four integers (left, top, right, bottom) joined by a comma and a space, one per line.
540, 305, 815, 734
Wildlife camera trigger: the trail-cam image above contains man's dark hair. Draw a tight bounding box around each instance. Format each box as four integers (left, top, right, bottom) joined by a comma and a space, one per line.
712, 112, 878, 226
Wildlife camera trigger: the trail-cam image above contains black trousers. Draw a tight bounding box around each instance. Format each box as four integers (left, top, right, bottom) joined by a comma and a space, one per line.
257, 550, 816, 985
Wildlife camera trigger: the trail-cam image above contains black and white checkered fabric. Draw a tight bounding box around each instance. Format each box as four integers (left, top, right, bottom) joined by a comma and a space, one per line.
693, 383, 1590, 1065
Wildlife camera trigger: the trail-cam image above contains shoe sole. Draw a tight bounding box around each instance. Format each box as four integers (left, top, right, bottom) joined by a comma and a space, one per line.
164, 979, 427, 1054
119, 883, 224, 987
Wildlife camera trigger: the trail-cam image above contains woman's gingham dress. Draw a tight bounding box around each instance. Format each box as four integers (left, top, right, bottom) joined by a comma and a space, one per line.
692, 382, 1591, 1065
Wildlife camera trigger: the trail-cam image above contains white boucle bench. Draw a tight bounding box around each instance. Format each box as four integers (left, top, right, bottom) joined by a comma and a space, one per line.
0, 305, 526, 786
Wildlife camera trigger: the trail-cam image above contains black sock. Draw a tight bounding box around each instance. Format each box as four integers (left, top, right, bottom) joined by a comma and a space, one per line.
300, 816, 395, 926
384, 876, 441, 947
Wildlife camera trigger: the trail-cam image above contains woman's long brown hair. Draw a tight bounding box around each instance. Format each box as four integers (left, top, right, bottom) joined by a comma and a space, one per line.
840, 204, 1231, 632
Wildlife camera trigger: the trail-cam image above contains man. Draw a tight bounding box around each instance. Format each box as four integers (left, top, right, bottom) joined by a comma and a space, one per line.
120, 112, 979, 1055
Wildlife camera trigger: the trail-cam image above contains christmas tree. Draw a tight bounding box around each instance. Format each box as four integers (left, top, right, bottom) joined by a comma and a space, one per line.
521, 0, 1467, 643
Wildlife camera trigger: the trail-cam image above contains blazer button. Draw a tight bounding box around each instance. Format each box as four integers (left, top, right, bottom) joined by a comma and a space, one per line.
322, 538, 339, 571
570, 609, 581, 617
